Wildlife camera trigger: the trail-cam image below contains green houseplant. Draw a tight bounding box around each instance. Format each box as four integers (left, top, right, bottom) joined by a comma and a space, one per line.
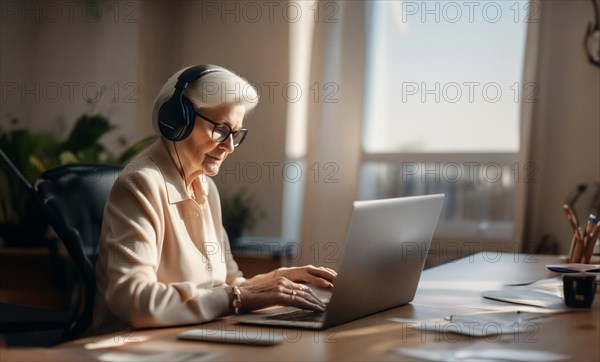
220, 189, 265, 246
0, 114, 156, 247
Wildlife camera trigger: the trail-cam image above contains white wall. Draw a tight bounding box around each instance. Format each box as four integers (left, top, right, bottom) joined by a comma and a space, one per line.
1, 0, 290, 237
0, 0, 139, 149
525, 0, 600, 254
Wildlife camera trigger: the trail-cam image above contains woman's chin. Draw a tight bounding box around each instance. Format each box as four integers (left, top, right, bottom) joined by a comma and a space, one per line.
202, 162, 221, 176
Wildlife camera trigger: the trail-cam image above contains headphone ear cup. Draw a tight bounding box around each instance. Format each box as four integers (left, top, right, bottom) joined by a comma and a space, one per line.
159, 65, 221, 141
160, 97, 192, 141
178, 95, 196, 140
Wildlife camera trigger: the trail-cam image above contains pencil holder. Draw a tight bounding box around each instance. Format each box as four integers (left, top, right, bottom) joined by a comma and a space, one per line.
565, 209, 599, 264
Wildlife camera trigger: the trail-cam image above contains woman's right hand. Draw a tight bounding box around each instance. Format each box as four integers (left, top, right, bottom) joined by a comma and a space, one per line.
237, 277, 326, 313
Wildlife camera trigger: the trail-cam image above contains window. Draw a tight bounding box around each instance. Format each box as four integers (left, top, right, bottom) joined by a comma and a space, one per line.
360, 1, 530, 241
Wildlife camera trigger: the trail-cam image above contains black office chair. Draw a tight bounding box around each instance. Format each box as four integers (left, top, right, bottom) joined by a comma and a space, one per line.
36, 164, 122, 340
1, 164, 121, 346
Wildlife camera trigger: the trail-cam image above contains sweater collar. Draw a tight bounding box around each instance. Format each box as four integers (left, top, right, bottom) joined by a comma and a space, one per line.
148, 139, 209, 204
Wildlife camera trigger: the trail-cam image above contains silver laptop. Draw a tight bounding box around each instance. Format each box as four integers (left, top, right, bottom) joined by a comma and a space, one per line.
232, 194, 445, 329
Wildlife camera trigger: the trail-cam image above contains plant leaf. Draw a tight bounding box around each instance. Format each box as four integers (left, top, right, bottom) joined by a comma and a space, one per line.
61, 114, 113, 154
59, 151, 79, 164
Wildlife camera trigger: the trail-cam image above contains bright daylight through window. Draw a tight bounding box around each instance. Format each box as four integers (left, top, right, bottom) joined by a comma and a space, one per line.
359, 1, 530, 240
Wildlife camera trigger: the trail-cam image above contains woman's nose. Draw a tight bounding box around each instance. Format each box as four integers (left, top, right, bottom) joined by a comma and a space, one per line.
220, 135, 235, 153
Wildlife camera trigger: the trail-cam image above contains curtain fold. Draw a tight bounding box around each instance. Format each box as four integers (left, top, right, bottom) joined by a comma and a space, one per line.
297, 1, 367, 270
514, 0, 542, 253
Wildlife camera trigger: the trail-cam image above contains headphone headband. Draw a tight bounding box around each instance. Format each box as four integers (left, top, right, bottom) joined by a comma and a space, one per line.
158, 64, 225, 141
174, 64, 224, 91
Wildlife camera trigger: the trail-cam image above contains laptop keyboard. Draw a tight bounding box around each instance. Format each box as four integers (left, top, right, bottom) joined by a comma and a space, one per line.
265, 310, 326, 323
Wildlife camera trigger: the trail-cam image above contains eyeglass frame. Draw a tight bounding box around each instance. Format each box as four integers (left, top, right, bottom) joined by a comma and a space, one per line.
194, 111, 248, 148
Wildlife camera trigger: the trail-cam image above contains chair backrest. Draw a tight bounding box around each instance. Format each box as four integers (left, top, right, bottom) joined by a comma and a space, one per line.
35, 164, 122, 339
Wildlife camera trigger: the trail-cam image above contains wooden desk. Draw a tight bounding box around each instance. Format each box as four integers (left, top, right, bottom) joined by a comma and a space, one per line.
0, 246, 73, 309
231, 237, 292, 277
2, 253, 598, 361
233, 253, 281, 278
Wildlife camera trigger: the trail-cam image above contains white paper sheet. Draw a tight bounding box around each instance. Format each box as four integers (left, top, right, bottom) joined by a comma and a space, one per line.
396, 347, 568, 362
96, 350, 214, 362
482, 277, 567, 310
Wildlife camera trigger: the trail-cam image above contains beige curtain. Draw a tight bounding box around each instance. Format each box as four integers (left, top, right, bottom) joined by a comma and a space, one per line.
297, 1, 367, 270
514, 0, 542, 253
516, 0, 599, 255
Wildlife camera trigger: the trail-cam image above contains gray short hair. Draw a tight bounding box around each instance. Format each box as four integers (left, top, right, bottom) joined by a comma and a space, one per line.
151, 65, 259, 134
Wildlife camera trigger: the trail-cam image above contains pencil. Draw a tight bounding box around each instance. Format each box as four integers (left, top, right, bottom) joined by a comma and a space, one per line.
579, 214, 596, 263
563, 205, 583, 262
563, 205, 581, 236
571, 231, 585, 263
582, 220, 600, 263
577, 215, 592, 263
568, 233, 580, 263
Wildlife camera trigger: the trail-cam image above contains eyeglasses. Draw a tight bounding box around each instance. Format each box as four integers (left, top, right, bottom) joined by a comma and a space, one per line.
194, 112, 248, 148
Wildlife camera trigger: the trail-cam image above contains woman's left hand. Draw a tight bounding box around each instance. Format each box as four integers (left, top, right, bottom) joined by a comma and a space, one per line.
236, 265, 337, 312
241, 265, 337, 290
273, 265, 337, 289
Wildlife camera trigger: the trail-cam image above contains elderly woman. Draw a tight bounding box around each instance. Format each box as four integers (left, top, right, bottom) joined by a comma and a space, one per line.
91, 64, 336, 334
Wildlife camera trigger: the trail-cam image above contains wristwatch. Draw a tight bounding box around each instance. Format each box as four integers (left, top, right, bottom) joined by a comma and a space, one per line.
232, 286, 242, 314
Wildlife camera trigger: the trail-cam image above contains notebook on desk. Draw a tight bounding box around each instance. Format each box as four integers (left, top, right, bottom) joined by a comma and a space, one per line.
232, 194, 445, 329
